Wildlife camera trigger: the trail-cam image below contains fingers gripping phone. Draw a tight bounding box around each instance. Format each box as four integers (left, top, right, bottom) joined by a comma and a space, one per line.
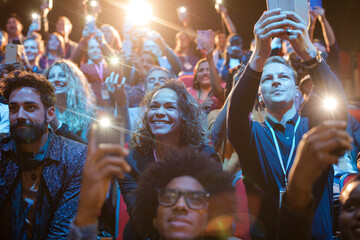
94, 113, 127, 238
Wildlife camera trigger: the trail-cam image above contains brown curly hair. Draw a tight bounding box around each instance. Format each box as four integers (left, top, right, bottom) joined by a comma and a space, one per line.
130, 80, 209, 155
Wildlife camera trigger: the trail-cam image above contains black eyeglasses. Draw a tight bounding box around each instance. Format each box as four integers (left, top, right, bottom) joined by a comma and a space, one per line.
157, 188, 210, 210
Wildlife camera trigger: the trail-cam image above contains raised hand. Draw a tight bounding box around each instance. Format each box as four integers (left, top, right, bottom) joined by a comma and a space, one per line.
75, 126, 130, 226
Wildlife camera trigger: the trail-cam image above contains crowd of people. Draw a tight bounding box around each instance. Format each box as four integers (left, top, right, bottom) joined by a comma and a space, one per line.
0, 1, 360, 240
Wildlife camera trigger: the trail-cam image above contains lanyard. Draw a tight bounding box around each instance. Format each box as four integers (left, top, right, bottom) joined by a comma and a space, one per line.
153, 149, 159, 163
94, 61, 104, 81
265, 116, 301, 188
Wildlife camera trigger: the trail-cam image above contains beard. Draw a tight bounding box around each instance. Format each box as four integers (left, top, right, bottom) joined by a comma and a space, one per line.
10, 117, 48, 144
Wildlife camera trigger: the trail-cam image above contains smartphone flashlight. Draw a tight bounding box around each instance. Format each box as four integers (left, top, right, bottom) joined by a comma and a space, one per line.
90, 0, 98, 7
32, 13, 39, 20
179, 7, 186, 13
99, 117, 111, 128
323, 97, 337, 112
110, 57, 120, 65
86, 15, 95, 22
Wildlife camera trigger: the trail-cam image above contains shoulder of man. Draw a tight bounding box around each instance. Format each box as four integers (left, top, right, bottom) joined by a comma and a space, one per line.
49, 133, 87, 167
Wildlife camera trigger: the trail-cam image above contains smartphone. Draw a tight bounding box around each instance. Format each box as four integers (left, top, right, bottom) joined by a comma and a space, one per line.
4, 43, 19, 64
197, 30, 215, 51
94, 113, 126, 238
176, 7, 188, 22
86, 16, 96, 33
267, 0, 309, 27
32, 13, 41, 25
94, 117, 125, 147
309, 0, 322, 8
302, 95, 347, 156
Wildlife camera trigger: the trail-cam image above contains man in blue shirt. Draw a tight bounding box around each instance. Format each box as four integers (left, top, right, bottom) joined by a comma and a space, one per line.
0, 70, 87, 239
227, 9, 346, 240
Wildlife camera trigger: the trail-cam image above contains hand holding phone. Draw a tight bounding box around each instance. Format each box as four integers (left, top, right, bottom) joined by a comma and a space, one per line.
75, 125, 130, 229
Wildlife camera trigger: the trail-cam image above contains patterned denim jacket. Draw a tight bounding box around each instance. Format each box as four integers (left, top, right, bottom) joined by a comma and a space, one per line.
0, 132, 87, 239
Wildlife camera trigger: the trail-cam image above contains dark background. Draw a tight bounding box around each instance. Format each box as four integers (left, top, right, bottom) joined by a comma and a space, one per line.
1, 0, 359, 52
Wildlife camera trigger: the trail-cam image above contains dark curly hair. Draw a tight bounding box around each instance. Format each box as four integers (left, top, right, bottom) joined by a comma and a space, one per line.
0, 70, 56, 108
132, 150, 236, 239
130, 80, 209, 155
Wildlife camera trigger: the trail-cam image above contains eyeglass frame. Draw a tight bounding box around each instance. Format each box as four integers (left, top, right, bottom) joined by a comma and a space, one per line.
157, 188, 210, 210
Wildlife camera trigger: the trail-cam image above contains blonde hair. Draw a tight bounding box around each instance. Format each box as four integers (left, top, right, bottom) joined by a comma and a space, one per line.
44, 59, 96, 133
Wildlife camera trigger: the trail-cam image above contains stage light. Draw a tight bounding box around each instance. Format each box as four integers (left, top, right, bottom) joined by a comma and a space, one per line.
126, 0, 153, 26
99, 117, 111, 127
323, 97, 337, 111
179, 7, 186, 13
216, 0, 223, 4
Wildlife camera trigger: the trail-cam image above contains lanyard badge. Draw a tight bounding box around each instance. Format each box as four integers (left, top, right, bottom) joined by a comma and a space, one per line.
265, 116, 301, 208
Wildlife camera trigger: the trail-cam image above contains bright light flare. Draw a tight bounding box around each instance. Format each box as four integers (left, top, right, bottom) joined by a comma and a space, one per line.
86, 15, 95, 22
99, 117, 111, 127
32, 13, 39, 19
216, 0, 223, 4
110, 57, 119, 65
179, 7, 186, 13
323, 97, 337, 111
126, 0, 153, 26
90, 0, 98, 7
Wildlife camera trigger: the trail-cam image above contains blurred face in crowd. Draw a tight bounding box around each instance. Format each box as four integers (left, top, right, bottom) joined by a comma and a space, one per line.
48, 34, 61, 51
56, 17, 72, 38
147, 88, 181, 140
48, 65, 68, 94
178, 33, 190, 50
259, 62, 298, 111
154, 176, 209, 240
226, 35, 243, 59
87, 38, 102, 62
196, 61, 210, 89
24, 39, 40, 62
9, 87, 49, 144
140, 53, 156, 72
143, 40, 162, 58
6, 17, 23, 36
146, 69, 169, 92
340, 181, 360, 240
215, 33, 226, 50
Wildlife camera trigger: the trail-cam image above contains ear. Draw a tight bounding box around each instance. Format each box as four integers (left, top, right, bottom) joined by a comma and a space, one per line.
46, 106, 56, 123
257, 91, 264, 104
153, 218, 158, 230
295, 86, 300, 98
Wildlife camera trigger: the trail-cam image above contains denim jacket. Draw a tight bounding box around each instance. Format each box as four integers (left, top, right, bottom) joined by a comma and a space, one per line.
0, 132, 87, 239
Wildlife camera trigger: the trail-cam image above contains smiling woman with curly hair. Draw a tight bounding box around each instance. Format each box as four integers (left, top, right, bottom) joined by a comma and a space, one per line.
130, 80, 209, 155
120, 80, 217, 238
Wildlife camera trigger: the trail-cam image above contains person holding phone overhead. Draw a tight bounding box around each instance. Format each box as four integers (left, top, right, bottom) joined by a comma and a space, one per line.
187, 32, 225, 114
227, 7, 347, 240
70, 20, 116, 108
